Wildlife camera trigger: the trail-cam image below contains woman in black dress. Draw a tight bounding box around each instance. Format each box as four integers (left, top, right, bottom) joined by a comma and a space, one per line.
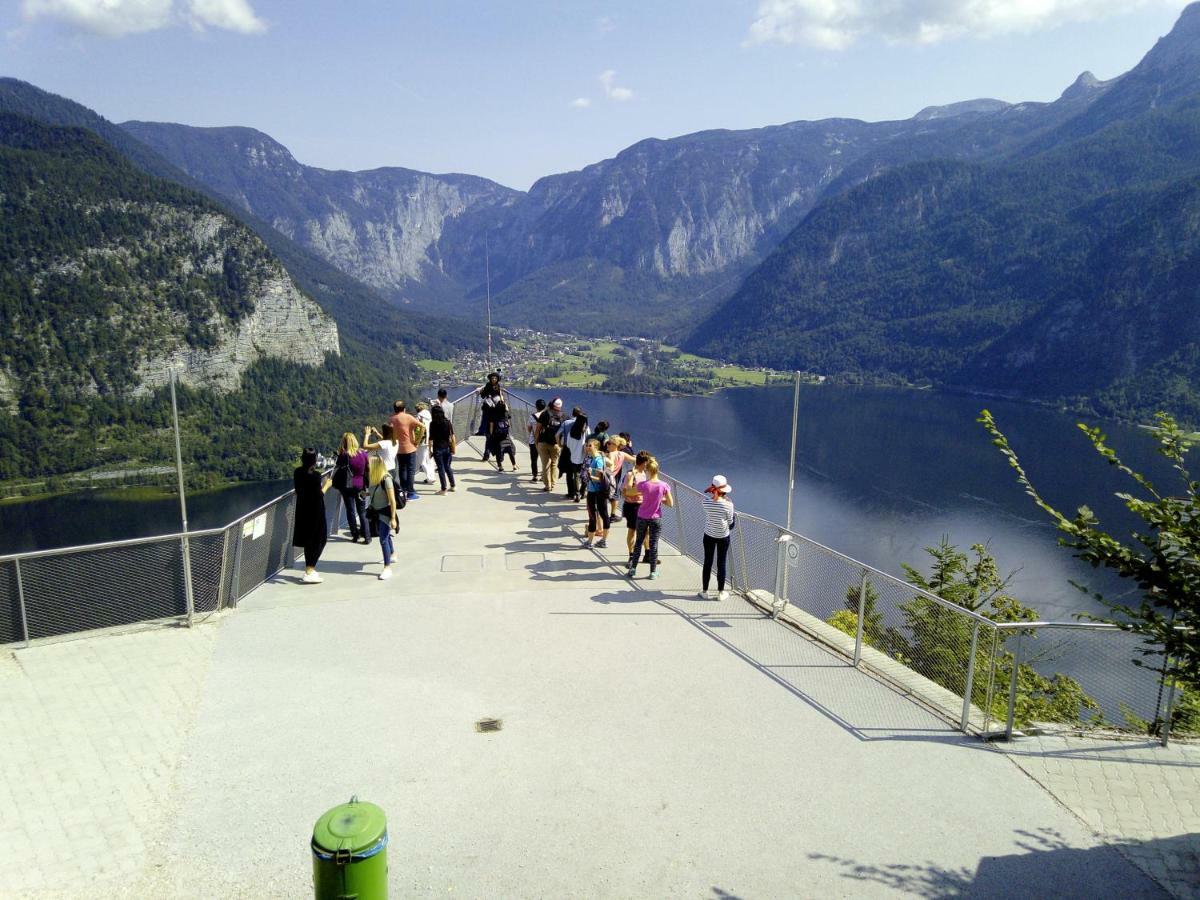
293, 447, 331, 584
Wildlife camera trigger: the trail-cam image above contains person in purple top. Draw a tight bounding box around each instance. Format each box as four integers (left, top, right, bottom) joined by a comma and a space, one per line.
625, 457, 673, 581
333, 432, 371, 543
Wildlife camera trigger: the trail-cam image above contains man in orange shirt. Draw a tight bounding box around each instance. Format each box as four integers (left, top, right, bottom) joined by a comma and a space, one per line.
389, 400, 421, 500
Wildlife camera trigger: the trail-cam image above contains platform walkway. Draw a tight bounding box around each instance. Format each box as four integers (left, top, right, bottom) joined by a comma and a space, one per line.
0, 455, 1196, 897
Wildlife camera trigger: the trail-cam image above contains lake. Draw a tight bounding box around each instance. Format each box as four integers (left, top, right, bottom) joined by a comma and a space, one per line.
1, 384, 1173, 623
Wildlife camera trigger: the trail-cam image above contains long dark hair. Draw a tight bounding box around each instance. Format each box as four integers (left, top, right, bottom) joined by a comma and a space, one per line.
300, 448, 318, 470
569, 413, 588, 440
431, 405, 447, 423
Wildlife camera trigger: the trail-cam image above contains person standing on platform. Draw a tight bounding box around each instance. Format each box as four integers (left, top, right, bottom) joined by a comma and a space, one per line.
432, 388, 455, 425
536, 397, 564, 492
389, 400, 421, 501
429, 404, 457, 494
560, 409, 589, 502
621, 450, 650, 556
366, 456, 399, 580
362, 423, 398, 482
604, 436, 635, 521
333, 432, 370, 544
477, 372, 504, 457
293, 448, 330, 584
584, 439, 611, 548
414, 401, 435, 485
626, 457, 672, 581
699, 475, 736, 601
526, 399, 545, 483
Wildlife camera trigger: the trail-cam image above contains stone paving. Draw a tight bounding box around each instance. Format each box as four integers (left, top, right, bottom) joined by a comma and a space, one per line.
999, 735, 1200, 899
0, 453, 1195, 897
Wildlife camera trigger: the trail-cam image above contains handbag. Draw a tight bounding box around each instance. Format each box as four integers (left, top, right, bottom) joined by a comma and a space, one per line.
331, 454, 350, 491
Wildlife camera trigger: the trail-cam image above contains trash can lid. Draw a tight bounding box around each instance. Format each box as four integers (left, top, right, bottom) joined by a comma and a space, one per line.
312, 798, 388, 855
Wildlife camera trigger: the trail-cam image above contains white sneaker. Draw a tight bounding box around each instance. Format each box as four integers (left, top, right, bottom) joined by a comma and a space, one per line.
718, 590, 730, 601
301, 572, 322, 584
697, 590, 711, 599
378, 568, 393, 581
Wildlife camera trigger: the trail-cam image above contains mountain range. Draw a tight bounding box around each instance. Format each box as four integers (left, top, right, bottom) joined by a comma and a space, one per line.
2, 1, 1200, 464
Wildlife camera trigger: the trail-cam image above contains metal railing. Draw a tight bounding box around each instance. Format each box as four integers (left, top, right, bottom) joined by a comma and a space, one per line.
479, 386, 1189, 745
2, 385, 1189, 744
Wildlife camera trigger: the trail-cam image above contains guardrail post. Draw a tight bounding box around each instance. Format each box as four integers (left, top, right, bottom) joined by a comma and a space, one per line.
772, 534, 791, 619
1161, 657, 1177, 748
330, 491, 344, 538
229, 526, 245, 607
960, 620, 981, 733
672, 479, 687, 560
982, 628, 1000, 737
181, 534, 195, 628
215, 527, 232, 612
1004, 631, 1024, 741
14, 558, 30, 648
853, 569, 869, 667
735, 523, 749, 594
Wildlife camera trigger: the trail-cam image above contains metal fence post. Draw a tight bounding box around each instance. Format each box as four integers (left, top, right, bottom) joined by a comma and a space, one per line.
853, 569, 869, 667
960, 620, 981, 733
215, 527, 232, 612
735, 523, 749, 594
672, 479, 687, 561
1161, 657, 1178, 748
229, 525, 246, 607
330, 491, 344, 537
1004, 631, 1024, 741
982, 628, 1000, 737
772, 534, 791, 619
180, 535, 195, 628
14, 558, 30, 648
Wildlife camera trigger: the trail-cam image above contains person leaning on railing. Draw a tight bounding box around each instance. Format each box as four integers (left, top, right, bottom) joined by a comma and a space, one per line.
293, 448, 331, 585
366, 456, 399, 581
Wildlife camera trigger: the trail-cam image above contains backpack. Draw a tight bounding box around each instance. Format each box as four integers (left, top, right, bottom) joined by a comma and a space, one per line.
331, 453, 350, 491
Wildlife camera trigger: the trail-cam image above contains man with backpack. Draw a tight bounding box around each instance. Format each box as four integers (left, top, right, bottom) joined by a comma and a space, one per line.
535, 397, 564, 492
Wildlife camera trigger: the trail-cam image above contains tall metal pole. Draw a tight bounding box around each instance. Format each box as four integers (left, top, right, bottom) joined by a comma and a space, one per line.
170, 370, 196, 627
785, 371, 801, 533
485, 233, 493, 369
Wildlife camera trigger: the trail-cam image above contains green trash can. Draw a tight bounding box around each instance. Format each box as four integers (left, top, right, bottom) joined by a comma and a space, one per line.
311, 796, 388, 899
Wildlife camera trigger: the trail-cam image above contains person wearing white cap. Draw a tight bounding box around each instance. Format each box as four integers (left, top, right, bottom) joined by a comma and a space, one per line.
699, 474, 736, 600
534, 397, 565, 492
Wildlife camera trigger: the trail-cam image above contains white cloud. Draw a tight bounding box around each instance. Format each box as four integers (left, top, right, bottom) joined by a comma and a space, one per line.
569, 97, 592, 108
21, 0, 265, 36
21, 0, 173, 36
746, 0, 1170, 49
600, 69, 634, 102
186, 0, 265, 33
596, 15, 615, 35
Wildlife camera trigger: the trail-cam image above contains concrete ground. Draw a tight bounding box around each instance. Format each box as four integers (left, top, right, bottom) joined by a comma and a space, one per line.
1, 454, 1196, 898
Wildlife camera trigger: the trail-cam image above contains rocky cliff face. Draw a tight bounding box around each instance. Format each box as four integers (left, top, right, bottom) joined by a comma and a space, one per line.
120, 122, 520, 305
0, 114, 338, 401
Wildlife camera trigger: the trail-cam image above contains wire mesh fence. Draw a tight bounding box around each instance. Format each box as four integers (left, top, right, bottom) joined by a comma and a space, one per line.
1, 384, 1188, 743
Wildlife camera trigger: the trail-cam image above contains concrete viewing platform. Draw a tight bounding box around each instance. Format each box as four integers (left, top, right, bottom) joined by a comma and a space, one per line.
1, 455, 1197, 898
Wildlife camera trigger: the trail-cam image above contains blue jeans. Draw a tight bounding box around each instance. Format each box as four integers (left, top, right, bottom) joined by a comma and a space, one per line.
395, 452, 416, 497
433, 447, 456, 490
339, 488, 368, 539
630, 518, 662, 571
378, 517, 394, 567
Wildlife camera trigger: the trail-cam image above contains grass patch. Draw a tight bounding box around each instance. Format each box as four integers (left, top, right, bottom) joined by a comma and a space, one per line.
414, 359, 455, 372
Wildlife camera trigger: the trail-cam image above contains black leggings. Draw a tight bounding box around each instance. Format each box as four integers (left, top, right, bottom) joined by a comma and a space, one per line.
564, 461, 581, 498
703, 534, 730, 591
528, 443, 539, 477
587, 491, 611, 533
303, 533, 327, 569
630, 518, 662, 571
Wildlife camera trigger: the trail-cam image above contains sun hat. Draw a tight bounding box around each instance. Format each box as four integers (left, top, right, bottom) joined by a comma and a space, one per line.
710, 475, 732, 494
551, 398, 563, 410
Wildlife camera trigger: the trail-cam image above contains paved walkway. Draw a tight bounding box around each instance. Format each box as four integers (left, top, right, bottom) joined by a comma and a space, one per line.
0, 455, 1196, 897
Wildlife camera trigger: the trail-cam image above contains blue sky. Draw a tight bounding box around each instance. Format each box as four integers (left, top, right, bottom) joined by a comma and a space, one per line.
3, 1, 1190, 189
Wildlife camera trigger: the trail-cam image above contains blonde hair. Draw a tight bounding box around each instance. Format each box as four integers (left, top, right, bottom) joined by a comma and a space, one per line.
416, 401, 429, 412
586, 438, 601, 453
340, 432, 360, 454
368, 456, 389, 487
646, 458, 660, 478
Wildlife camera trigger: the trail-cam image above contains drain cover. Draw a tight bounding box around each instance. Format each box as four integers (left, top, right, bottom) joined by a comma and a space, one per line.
475, 718, 503, 733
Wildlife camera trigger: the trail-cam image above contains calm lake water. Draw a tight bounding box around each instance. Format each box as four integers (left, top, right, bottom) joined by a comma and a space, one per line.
1, 384, 1172, 623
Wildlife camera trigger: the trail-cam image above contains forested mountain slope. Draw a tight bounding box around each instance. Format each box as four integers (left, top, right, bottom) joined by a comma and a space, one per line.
687, 4, 1200, 423
0, 78, 483, 359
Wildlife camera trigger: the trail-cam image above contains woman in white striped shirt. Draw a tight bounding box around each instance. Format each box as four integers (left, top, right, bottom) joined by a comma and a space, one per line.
699, 475, 736, 600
